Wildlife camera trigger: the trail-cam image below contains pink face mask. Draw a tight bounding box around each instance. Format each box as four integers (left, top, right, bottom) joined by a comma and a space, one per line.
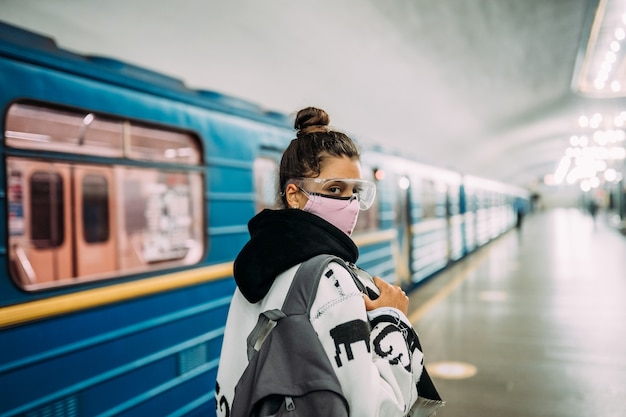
302, 193, 360, 236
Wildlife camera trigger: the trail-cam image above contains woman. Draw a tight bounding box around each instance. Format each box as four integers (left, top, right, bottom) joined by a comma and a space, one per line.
215, 107, 442, 417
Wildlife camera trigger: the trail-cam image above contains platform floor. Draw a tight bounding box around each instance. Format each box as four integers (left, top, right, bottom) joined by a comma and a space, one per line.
408, 208, 626, 417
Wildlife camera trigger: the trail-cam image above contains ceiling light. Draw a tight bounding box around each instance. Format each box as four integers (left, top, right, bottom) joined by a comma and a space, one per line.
572, 0, 626, 97
580, 180, 592, 191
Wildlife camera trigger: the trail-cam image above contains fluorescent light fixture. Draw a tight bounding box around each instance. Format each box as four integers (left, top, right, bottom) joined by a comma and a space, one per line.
572, 0, 626, 97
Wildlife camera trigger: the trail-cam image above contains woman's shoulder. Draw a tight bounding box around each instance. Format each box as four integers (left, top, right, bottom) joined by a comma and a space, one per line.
262, 264, 301, 308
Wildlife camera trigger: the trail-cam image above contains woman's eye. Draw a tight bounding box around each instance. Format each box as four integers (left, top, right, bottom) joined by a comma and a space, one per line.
327, 185, 342, 194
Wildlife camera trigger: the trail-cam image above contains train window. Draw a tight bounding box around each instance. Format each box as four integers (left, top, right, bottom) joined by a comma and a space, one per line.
5, 103, 124, 157
30, 171, 64, 249
5, 103, 202, 165
4, 101, 205, 291
82, 175, 110, 243
129, 124, 201, 165
254, 157, 279, 211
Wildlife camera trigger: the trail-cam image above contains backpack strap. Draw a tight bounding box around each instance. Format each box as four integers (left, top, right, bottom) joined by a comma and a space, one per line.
281, 254, 339, 316
282, 254, 377, 315
245, 255, 337, 360
245, 309, 285, 360
246, 254, 367, 359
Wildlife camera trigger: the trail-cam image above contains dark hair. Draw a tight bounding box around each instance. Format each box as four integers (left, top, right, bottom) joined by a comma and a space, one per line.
278, 107, 360, 208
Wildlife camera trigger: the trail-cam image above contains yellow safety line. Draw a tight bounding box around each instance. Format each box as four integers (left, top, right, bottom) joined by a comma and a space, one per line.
0, 262, 234, 329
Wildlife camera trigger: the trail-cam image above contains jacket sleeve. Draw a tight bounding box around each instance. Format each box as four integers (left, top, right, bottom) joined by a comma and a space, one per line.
310, 262, 423, 417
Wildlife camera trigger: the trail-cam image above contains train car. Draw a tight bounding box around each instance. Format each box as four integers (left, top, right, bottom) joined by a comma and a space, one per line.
463, 174, 528, 247
0, 22, 295, 417
0, 22, 528, 417
359, 151, 463, 287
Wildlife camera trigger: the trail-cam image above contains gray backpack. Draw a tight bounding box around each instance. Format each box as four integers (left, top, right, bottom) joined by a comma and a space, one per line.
229, 254, 351, 417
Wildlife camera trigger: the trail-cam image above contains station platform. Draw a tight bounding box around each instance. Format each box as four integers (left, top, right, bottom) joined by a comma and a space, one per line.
408, 208, 626, 417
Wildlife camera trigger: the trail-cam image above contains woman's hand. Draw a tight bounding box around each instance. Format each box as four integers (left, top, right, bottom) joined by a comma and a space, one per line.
363, 277, 409, 316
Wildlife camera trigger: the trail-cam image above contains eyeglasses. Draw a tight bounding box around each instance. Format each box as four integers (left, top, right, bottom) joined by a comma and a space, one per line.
287, 177, 376, 210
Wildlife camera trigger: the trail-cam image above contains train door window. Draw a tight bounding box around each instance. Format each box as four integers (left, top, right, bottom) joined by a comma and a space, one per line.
5, 103, 124, 157
30, 171, 65, 248
254, 156, 279, 211
82, 175, 110, 243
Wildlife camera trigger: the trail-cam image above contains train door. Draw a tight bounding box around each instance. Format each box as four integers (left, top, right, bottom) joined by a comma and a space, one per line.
394, 174, 412, 285
459, 182, 469, 256
9, 160, 73, 284
73, 165, 117, 276
444, 186, 452, 261
8, 158, 117, 286
446, 181, 464, 261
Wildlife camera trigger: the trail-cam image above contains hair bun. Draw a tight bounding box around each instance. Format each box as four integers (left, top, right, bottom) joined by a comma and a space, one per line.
294, 107, 330, 134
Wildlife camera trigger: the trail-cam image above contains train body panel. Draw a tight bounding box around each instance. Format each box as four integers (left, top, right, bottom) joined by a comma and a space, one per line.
0, 22, 529, 417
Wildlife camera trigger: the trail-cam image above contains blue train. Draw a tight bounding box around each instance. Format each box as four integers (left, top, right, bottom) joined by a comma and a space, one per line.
0, 22, 528, 417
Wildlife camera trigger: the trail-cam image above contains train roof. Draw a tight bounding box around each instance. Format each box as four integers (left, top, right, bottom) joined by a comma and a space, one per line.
0, 22, 292, 129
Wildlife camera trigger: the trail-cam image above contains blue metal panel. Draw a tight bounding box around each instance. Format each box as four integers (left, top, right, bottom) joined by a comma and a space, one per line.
1, 278, 234, 416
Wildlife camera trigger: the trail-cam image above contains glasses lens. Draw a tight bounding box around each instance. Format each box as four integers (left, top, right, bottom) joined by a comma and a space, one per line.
294, 178, 376, 210
353, 180, 376, 210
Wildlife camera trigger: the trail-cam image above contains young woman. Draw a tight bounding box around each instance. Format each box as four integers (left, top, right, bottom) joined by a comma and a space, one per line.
215, 107, 442, 417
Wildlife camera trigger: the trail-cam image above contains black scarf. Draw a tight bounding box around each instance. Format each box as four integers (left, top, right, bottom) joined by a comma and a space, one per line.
233, 209, 359, 303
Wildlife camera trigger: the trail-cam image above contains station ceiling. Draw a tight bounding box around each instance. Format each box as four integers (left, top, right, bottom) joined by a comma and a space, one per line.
2, 0, 623, 190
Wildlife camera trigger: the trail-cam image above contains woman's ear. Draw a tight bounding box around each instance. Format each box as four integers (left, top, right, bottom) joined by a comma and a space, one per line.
284, 183, 301, 209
